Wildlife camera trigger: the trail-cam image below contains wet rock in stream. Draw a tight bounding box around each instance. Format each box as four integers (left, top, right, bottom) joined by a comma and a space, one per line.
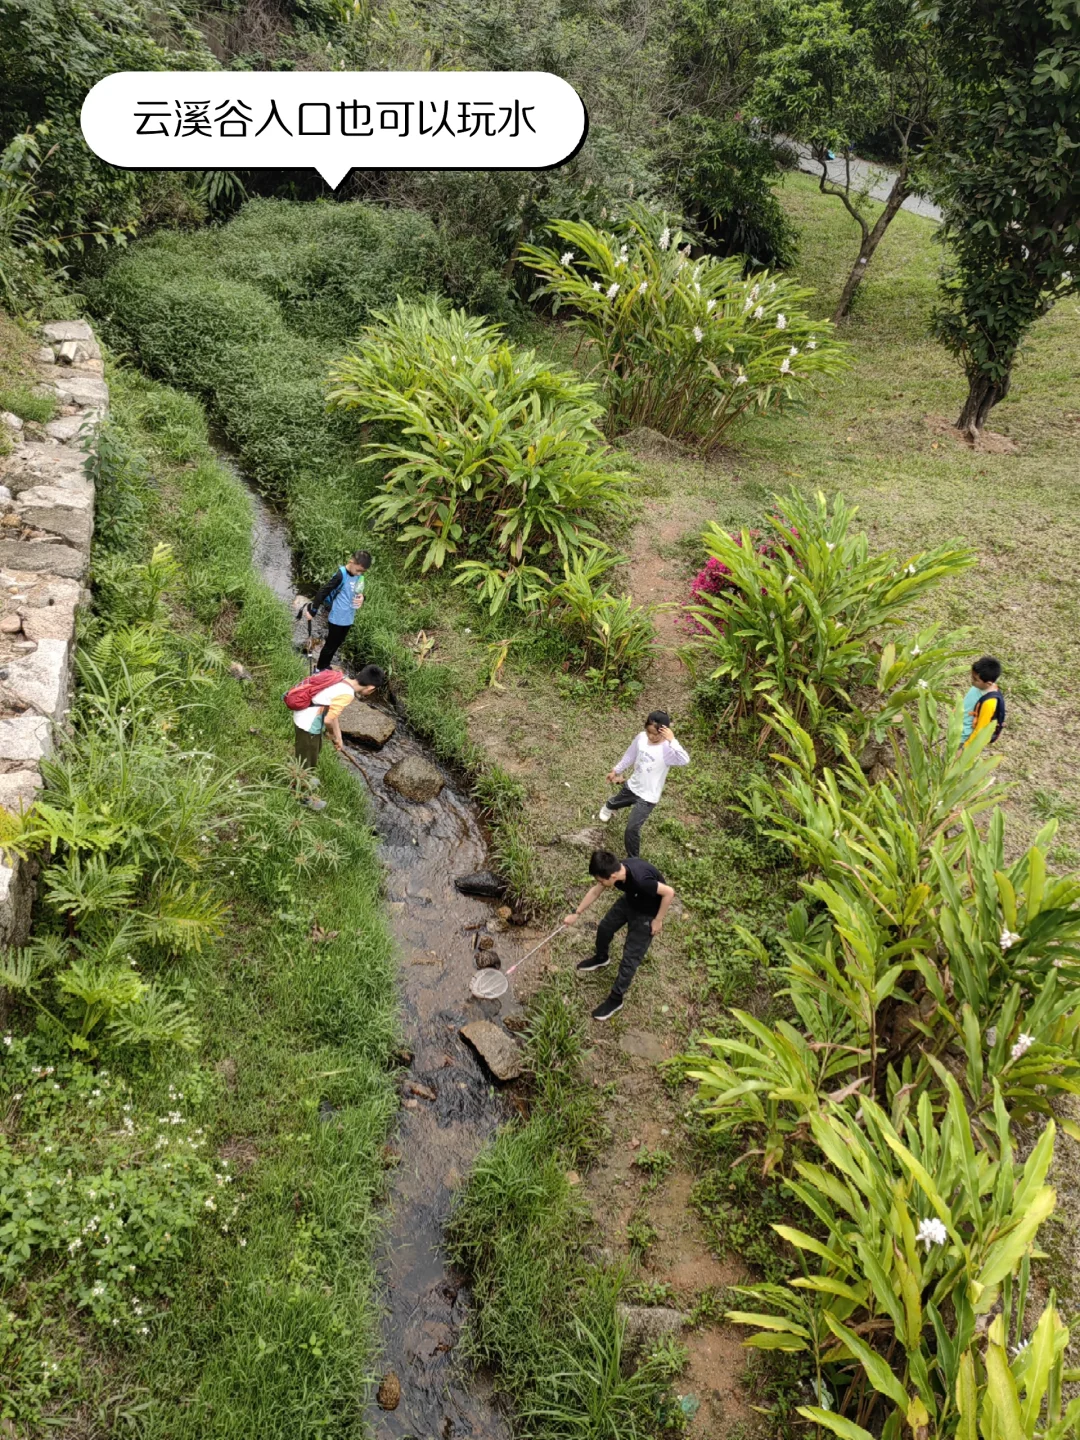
460, 1021, 524, 1081
377, 1372, 401, 1410
338, 699, 395, 746
384, 753, 445, 801
454, 870, 506, 898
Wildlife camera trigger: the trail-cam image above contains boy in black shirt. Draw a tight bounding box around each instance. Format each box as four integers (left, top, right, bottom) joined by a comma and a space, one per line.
563, 849, 675, 1021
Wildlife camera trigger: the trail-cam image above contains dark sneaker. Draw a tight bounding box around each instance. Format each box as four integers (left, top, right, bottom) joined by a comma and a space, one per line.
591, 992, 624, 1022
577, 955, 611, 974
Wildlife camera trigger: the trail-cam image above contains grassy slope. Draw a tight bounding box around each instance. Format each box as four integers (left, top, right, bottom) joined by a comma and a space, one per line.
69, 371, 398, 1439
444, 172, 1080, 1435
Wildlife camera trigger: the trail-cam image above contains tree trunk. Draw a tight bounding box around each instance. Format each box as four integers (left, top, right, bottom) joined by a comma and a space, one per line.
956, 368, 1011, 439
831, 171, 913, 324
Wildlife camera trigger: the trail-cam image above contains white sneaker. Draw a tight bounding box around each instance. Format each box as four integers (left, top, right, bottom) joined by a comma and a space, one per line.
598, 804, 613, 822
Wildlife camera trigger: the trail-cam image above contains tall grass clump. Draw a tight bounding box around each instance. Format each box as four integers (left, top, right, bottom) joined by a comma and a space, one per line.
0, 366, 399, 1435
522, 210, 849, 453
448, 981, 683, 1437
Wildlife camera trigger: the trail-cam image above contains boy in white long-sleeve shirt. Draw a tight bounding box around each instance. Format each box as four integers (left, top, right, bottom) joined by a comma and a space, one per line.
599, 709, 690, 857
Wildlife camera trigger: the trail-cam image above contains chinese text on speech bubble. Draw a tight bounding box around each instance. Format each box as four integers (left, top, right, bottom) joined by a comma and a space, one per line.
81, 72, 588, 188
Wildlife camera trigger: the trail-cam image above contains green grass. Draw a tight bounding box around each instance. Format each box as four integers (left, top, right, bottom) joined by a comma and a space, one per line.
446, 979, 684, 1438
22, 367, 400, 1438
0, 382, 55, 424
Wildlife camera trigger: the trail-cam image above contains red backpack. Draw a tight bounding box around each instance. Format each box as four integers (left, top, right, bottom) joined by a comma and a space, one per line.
283, 669, 345, 711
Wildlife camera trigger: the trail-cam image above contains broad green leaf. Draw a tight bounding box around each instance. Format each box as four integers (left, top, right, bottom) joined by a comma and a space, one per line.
824, 1314, 910, 1410
979, 1187, 1056, 1289
955, 1351, 978, 1440
795, 1407, 875, 1440
725, 1311, 809, 1337
985, 1321, 1026, 1440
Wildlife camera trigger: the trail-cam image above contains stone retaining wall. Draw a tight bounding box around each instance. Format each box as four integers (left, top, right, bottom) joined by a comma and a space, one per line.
0, 320, 104, 945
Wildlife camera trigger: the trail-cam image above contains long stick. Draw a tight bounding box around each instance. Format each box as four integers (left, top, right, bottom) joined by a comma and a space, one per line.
505, 924, 566, 977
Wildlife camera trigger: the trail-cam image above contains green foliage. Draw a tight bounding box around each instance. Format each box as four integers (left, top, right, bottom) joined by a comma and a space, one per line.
327, 297, 631, 574
0, 0, 214, 253
522, 212, 847, 453
1, 366, 400, 1433
684, 488, 974, 742
448, 981, 680, 1436
0, 1032, 239, 1423
726, 1093, 1076, 1440
667, 113, 800, 269
0, 380, 54, 423
753, 0, 883, 158
929, 0, 1080, 433
543, 550, 655, 682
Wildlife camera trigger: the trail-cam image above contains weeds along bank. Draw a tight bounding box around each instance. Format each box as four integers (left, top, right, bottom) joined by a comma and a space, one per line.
1, 365, 399, 1436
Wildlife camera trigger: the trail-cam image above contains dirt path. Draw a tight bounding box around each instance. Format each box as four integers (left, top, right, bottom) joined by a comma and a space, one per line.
466, 433, 756, 1436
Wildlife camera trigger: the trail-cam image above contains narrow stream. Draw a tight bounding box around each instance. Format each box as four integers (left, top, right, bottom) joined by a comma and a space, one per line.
241, 469, 517, 1440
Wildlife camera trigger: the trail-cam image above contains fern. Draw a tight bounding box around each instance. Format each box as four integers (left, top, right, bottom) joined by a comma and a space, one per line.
108, 984, 200, 1052
43, 853, 141, 923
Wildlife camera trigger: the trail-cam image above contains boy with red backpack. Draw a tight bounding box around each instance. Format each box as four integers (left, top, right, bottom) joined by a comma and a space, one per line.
287, 665, 386, 805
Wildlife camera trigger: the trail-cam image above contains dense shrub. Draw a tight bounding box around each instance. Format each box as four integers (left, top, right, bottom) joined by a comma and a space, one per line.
327, 298, 631, 573
522, 212, 847, 453
683, 489, 974, 742
668, 114, 800, 269
688, 695, 1080, 1440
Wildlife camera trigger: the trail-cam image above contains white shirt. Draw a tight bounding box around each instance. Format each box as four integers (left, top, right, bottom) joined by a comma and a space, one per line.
293, 682, 354, 734
616, 731, 690, 804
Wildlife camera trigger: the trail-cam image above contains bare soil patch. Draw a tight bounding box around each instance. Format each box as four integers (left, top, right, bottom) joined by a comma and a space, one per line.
925, 414, 1020, 454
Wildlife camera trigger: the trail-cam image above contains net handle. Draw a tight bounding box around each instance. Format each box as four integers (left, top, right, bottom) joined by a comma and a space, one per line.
505, 924, 567, 976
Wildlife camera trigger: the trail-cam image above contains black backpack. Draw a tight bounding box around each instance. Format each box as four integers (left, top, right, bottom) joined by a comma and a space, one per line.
973, 688, 1006, 742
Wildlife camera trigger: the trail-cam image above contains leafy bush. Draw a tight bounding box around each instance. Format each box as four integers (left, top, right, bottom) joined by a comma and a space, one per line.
521, 211, 847, 452
0, 1034, 240, 1421
326, 298, 632, 574
686, 686, 1080, 1438
684, 489, 975, 742
679, 521, 798, 636
667, 114, 800, 269
725, 1091, 1072, 1440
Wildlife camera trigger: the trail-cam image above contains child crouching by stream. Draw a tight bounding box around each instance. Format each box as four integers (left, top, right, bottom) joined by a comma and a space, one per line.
290, 666, 385, 809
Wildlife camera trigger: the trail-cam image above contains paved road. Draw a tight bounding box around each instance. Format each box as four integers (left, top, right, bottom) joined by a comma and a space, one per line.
787, 140, 942, 222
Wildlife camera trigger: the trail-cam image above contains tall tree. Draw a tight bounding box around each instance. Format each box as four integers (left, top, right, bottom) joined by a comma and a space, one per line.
754, 0, 943, 321
929, 0, 1080, 437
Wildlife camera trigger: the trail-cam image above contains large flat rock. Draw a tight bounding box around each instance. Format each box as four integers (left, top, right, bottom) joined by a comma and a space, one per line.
1, 636, 70, 719
384, 753, 444, 802
0, 540, 86, 579
17, 506, 92, 548
338, 700, 395, 746
41, 320, 94, 343
460, 1021, 523, 1081
0, 714, 52, 763
49, 374, 108, 408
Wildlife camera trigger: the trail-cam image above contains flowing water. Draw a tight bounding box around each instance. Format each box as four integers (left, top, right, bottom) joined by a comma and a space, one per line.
242, 471, 517, 1440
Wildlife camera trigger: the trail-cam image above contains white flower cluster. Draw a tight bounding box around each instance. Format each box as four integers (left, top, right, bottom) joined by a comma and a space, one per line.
1000, 927, 1021, 952
917, 1217, 947, 1251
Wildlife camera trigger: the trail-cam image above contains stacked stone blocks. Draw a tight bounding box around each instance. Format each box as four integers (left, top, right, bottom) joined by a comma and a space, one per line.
0, 320, 103, 945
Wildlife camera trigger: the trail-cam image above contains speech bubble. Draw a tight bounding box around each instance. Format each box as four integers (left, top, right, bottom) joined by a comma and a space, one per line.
81, 71, 588, 189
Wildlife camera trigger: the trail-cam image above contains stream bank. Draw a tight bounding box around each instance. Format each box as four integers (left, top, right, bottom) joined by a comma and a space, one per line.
245, 471, 522, 1439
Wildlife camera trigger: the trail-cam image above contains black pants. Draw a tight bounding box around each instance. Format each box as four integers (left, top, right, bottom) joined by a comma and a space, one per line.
317, 621, 351, 671
606, 783, 656, 859
595, 895, 655, 997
